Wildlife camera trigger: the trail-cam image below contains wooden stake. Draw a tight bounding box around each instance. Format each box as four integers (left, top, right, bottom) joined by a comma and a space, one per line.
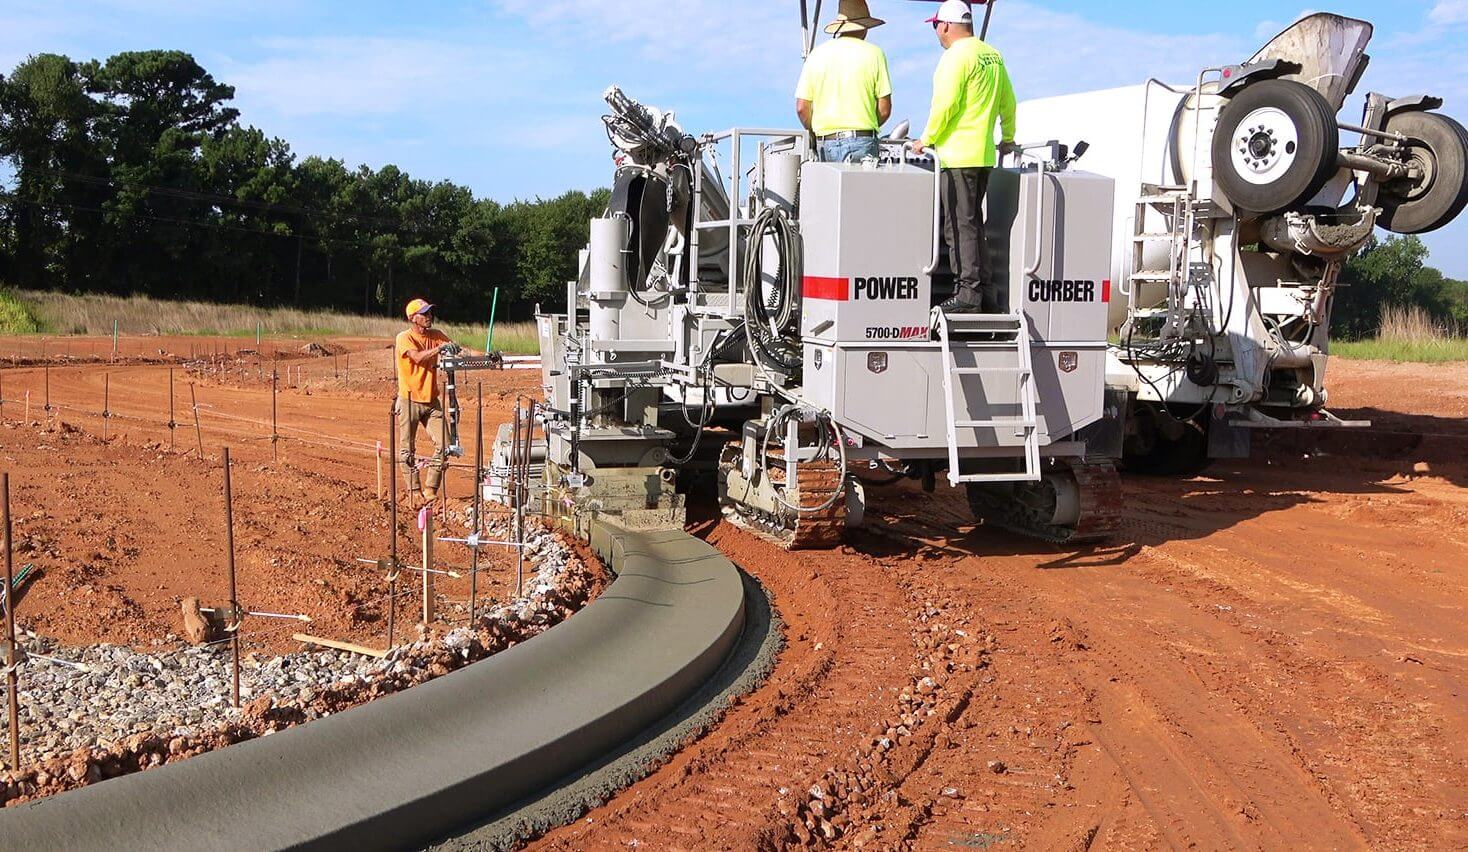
190, 383, 204, 459
102, 373, 110, 440
223, 448, 240, 709
3, 473, 21, 772
292, 634, 387, 659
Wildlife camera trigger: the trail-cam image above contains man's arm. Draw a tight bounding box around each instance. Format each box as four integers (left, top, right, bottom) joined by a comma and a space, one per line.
875, 49, 894, 128
796, 98, 814, 132
997, 62, 1018, 146
919, 53, 963, 150
405, 342, 446, 367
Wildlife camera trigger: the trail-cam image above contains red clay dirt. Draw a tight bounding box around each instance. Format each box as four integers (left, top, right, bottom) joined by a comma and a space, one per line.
534, 359, 1468, 851
2, 342, 1465, 850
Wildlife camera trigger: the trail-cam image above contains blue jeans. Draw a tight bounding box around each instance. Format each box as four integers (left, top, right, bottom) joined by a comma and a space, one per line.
819, 136, 880, 163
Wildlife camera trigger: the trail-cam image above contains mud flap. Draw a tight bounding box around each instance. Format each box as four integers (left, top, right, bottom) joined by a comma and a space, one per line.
1074, 387, 1129, 460
1208, 409, 1253, 459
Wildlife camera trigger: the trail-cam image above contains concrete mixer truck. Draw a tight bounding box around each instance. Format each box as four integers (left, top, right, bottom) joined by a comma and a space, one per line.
1022, 11, 1467, 474
471, 7, 1466, 549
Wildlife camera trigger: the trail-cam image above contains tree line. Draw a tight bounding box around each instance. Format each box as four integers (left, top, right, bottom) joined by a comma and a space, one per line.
1336, 236, 1467, 337
0, 50, 608, 322
1, 50, 1464, 337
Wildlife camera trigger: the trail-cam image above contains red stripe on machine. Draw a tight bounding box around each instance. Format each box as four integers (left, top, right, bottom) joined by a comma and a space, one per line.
803, 276, 849, 301
1102, 279, 1111, 303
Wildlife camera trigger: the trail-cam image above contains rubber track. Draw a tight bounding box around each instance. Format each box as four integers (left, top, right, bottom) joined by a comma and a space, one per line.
0, 519, 745, 851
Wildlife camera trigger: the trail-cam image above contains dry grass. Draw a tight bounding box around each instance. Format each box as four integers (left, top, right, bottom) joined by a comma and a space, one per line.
11, 290, 541, 354
1335, 304, 1468, 363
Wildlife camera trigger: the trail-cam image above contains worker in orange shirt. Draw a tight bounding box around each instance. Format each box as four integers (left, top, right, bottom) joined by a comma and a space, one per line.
396, 298, 455, 505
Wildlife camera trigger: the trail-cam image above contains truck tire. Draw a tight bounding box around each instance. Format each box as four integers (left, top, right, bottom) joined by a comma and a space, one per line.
1377, 111, 1468, 235
1211, 80, 1340, 215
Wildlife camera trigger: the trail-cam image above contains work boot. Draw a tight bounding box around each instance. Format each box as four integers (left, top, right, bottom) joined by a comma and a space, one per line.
937, 294, 985, 315
421, 487, 438, 505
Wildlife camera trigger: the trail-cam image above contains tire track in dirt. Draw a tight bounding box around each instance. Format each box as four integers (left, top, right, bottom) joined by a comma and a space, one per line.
532, 521, 915, 850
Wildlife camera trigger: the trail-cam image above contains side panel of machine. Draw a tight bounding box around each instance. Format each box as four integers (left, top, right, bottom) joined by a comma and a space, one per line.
1016, 85, 1187, 332
807, 167, 1112, 451
799, 162, 936, 344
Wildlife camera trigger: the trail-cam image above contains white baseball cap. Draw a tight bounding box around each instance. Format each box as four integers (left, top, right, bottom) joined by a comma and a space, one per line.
926, 0, 976, 25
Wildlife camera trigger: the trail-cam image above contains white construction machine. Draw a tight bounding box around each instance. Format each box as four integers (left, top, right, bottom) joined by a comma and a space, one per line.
500, 7, 1467, 548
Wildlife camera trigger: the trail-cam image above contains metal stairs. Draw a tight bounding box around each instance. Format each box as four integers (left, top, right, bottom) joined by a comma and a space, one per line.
933, 311, 1041, 487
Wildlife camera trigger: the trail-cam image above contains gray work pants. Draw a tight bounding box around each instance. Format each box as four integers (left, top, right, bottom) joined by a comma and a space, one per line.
940, 167, 1001, 312
397, 396, 448, 492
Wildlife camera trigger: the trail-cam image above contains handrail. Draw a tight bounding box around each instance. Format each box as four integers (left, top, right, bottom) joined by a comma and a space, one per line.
1025, 159, 1050, 279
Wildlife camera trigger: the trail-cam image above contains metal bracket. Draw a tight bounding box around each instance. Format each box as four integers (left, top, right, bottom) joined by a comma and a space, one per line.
1217, 59, 1303, 96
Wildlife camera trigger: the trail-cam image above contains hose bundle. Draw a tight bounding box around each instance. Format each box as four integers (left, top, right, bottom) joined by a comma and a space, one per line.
742, 206, 804, 374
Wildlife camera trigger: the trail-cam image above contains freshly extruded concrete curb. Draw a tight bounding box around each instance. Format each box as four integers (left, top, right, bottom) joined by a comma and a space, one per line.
0, 520, 745, 852
433, 570, 783, 850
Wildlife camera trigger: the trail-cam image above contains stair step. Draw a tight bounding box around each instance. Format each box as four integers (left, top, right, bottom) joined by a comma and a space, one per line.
1133, 233, 1178, 241
955, 471, 1044, 484
955, 419, 1037, 429
952, 367, 1028, 376
1130, 270, 1174, 282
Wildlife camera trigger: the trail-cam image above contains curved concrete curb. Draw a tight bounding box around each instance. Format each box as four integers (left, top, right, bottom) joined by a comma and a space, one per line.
0, 520, 745, 851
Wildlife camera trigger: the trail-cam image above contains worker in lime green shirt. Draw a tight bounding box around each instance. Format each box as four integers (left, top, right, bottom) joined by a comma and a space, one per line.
795, 0, 893, 163
913, 0, 1018, 314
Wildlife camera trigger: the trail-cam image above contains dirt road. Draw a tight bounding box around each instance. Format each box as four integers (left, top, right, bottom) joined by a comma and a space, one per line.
539, 359, 1468, 851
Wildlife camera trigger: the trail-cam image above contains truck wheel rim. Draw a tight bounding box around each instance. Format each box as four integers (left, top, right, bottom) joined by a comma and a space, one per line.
1230, 107, 1300, 186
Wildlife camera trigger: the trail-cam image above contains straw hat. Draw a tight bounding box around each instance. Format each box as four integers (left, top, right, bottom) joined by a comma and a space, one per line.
825, 0, 886, 34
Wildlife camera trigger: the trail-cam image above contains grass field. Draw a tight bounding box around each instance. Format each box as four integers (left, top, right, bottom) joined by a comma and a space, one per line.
3, 290, 541, 354
1334, 338, 1468, 362
1335, 305, 1467, 363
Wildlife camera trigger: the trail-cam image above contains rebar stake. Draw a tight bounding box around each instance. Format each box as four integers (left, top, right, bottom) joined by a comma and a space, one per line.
421, 508, 435, 625
222, 448, 240, 709
512, 404, 523, 596
271, 369, 279, 462
387, 403, 399, 649
470, 383, 484, 625
102, 373, 110, 441
167, 368, 176, 452
3, 473, 21, 772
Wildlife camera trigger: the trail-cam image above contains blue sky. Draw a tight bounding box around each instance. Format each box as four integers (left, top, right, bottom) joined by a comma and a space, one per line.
3, 0, 1468, 276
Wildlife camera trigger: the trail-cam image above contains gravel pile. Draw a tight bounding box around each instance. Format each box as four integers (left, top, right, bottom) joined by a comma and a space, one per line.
1, 523, 598, 806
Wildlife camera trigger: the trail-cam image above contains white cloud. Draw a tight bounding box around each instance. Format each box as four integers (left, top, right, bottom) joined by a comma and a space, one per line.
218, 36, 546, 119
1429, 0, 1468, 25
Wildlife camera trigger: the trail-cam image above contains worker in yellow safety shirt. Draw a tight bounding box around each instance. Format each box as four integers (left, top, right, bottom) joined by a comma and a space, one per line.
795, 0, 893, 162
395, 298, 455, 505
913, 0, 1018, 315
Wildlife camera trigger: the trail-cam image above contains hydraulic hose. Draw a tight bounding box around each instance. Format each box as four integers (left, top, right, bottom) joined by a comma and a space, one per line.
742, 206, 803, 374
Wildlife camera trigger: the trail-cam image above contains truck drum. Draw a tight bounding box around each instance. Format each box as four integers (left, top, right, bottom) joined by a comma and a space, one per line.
1211, 80, 1340, 215
1377, 111, 1468, 235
